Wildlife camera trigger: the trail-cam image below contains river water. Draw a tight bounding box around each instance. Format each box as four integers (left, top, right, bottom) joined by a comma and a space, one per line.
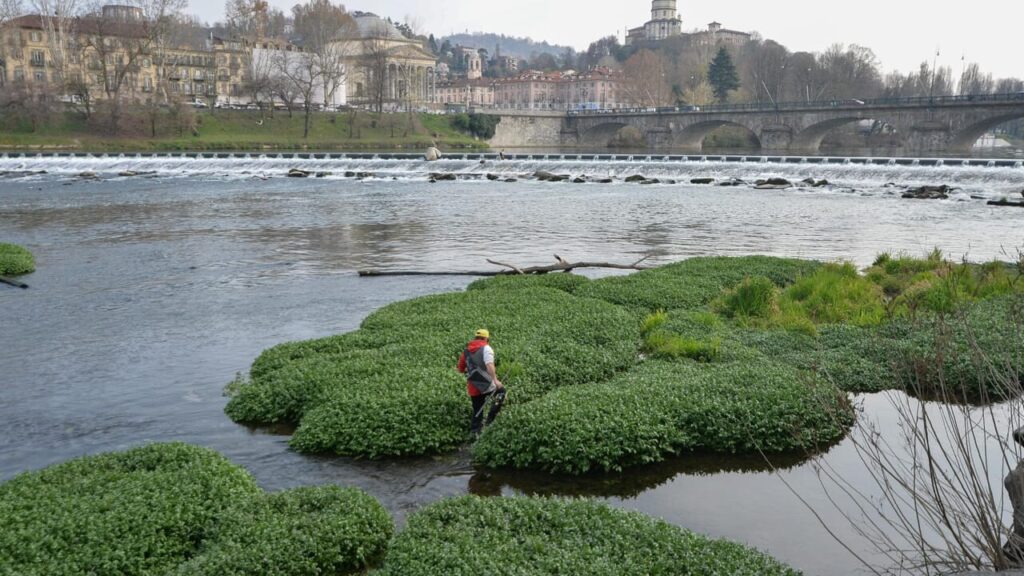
1, 154, 1023, 575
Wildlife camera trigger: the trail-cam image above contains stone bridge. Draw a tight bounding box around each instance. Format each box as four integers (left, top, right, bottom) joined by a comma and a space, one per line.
488, 94, 1024, 155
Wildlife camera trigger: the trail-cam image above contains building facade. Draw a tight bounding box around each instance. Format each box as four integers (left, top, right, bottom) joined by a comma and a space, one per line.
338, 13, 436, 110
491, 68, 630, 111
434, 78, 494, 108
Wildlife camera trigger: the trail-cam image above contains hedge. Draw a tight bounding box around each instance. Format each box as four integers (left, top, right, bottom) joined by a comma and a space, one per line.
227, 287, 638, 457
0, 243, 34, 276
575, 255, 821, 313
473, 360, 854, 474
0, 443, 392, 576
378, 496, 799, 576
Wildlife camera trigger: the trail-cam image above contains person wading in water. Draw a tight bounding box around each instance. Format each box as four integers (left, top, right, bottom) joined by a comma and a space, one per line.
457, 329, 506, 436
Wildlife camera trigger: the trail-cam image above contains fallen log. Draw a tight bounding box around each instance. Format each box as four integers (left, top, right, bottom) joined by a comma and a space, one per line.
358, 255, 653, 277
0, 276, 29, 289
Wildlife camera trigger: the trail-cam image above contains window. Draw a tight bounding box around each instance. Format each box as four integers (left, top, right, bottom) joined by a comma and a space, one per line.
143, 76, 152, 91
34, 70, 45, 82
14, 68, 24, 81
30, 31, 42, 42
30, 50, 45, 67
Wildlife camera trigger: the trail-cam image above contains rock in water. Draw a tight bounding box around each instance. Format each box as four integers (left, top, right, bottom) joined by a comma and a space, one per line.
287, 168, 311, 178
424, 147, 442, 161
902, 185, 954, 200
690, 178, 715, 185
624, 175, 648, 183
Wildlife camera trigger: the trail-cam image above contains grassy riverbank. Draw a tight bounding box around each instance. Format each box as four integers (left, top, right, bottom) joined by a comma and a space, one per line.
0, 110, 485, 152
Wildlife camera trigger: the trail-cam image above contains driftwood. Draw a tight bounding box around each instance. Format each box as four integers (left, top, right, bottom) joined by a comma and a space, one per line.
0, 276, 29, 289
358, 255, 652, 277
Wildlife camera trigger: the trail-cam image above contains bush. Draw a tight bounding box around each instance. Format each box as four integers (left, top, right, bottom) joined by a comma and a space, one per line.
466, 272, 589, 294
780, 262, 886, 326
378, 496, 799, 576
176, 486, 393, 576
449, 113, 500, 139
0, 443, 392, 576
228, 287, 638, 458
473, 360, 853, 474
576, 256, 821, 313
0, 243, 34, 276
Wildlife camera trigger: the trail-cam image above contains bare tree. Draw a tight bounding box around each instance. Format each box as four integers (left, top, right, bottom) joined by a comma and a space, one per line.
959, 63, 995, 96
29, 0, 80, 99
360, 29, 390, 113
622, 49, 671, 107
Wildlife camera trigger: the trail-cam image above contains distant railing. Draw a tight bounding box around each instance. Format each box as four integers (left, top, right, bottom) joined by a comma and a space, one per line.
563, 92, 1024, 117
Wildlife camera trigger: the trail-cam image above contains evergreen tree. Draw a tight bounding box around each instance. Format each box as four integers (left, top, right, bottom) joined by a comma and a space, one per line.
708, 47, 740, 102
428, 34, 439, 54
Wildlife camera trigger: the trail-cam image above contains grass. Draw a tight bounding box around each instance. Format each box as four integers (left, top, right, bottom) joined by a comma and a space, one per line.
0, 443, 393, 576
0, 109, 485, 151
0, 243, 34, 276
378, 496, 800, 576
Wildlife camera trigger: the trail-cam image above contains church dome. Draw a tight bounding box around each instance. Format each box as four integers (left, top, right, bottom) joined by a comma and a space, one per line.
353, 13, 404, 40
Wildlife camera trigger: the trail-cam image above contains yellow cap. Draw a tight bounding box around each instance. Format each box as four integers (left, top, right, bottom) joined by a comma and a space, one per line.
475, 329, 490, 339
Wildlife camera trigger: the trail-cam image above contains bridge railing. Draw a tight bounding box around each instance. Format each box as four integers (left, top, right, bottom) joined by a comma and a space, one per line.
565, 91, 1024, 116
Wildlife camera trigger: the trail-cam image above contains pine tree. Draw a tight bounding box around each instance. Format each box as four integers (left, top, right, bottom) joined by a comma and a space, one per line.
708, 47, 740, 103
428, 34, 439, 54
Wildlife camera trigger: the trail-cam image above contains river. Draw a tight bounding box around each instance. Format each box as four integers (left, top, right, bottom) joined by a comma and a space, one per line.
1, 153, 1023, 575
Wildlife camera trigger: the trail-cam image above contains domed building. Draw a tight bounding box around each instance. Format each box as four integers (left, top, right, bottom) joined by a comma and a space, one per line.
336, 13, 437, 110
626, 0, 682, 45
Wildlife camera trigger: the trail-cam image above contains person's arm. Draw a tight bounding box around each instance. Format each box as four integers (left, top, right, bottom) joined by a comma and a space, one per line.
486, 362, 503, 389
457, 351, 467, 374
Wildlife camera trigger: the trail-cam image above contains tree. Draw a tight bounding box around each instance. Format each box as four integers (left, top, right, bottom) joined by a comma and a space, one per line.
361, 29, 390, 113
288, 0, 355, 137
707, 47, 739, 103
623, 49, 670, 107
959, 62, 994, 96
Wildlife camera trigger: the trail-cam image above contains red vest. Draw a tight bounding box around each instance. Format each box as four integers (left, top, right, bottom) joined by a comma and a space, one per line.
458, 340, 492, 397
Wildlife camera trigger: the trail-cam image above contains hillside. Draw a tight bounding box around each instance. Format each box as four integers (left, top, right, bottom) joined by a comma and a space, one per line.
440, 32, 572, 60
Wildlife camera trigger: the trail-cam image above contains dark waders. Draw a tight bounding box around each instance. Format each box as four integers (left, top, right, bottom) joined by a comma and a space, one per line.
471, 388, 507, 435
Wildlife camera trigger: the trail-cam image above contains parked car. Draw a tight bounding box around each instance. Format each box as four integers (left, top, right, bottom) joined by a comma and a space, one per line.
190, 97, 208, 109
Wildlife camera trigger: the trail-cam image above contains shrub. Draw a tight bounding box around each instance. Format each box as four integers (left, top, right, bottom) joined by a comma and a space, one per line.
378, 496, 799, 576
228, 287, 638, 458
576, 255, 821, 313
176, 486, 392, 576
0, 443, 392, 576
473, 360, 853, 474
644, 330, 721, 362
466, 272, 590, 294
0, 243, 34, 276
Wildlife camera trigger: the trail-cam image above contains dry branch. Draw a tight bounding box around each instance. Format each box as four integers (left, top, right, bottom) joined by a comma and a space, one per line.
358, 255, 653, 277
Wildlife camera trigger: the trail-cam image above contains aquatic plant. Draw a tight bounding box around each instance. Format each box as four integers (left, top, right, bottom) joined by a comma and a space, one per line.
575, 255, 822, 313
473, 360, 853, 474
717, 275, 779, 319
466, 271, 590, 294
177, 486, 392, 575
0, 243, 34, 276
0, 443, 392, 576
227, 287, 638, 457
378, 496, 800, 576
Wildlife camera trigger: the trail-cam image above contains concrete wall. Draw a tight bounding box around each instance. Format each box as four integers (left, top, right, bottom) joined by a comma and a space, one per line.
490, 115, 567, 148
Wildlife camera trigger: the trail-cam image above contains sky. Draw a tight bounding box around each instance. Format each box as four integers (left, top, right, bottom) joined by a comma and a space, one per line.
188, 0, 1022, 79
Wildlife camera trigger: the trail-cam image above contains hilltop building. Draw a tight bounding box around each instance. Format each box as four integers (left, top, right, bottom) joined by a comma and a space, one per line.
624, 1, 750, 47
626, 0, 682, 45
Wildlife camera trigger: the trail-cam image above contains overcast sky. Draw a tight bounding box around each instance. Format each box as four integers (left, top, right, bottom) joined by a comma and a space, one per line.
189, 0, 1021, 79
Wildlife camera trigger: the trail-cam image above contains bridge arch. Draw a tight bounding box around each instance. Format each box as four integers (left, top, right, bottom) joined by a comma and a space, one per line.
790, 117, 894, 154
673, 120, 761, 152
949, 113, 1024, 155
578, 122, 631, 148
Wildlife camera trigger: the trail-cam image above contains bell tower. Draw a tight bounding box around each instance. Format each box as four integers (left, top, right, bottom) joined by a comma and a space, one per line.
646, 0, 682, 41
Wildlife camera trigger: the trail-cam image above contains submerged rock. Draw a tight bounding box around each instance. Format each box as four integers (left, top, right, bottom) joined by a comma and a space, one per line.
800, 178, 831, 187
987, 199, 1024, 208
429, 172, 457, 181
624, 175, 648, 183
77, 171, 100, 180
902, 185, 954, 200
287, 168, 311, 178
690, 177, 715, 185
504, 178, 518, 183
534, 170, 570, 182
717, 179, 745, 187
640, 178, 661, 185
754, 178, 792, 190
486, 174, 500, 181
315, 172, 332, 178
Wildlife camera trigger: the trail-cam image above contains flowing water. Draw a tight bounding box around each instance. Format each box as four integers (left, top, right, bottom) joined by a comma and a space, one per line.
1, 153, 1023, 575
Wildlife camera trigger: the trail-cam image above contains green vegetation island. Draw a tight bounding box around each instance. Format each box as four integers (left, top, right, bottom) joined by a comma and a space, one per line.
0, 443, 800, 574
0, 243, 35, 276
0, 110, 495, 152
227, 252, 1024, 475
